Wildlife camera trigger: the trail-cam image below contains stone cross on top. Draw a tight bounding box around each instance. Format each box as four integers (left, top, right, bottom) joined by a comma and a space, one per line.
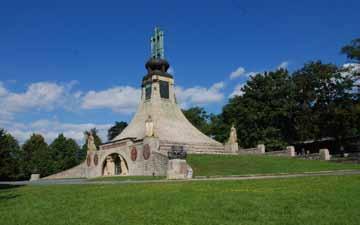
150, 26, 165, 59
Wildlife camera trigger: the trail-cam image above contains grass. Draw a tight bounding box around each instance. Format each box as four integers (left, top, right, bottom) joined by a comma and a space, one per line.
187, 154, 360, 177
1, 175, 360, 225
89, 176, 165, 182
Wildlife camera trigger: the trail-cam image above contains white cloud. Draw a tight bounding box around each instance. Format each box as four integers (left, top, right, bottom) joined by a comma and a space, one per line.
0, 82, 74, 120
0, 119, 111, 144
175, 82, 225, 108
278, 61, 289, 69
229, 67, 246, 80
230, 83, 246, 97
81, 86, 141, 114
0, 82, 8, 97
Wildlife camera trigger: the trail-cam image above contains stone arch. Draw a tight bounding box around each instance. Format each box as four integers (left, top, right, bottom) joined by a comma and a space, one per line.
101, 153, 129, 176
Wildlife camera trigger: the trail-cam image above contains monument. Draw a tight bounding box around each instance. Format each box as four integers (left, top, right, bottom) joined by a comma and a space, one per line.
44, 27, 228, 179
225, 125, 239, 152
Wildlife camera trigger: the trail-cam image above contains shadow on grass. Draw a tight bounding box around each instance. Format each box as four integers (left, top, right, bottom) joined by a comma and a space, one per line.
0, 184, 24, 190
0, 184, 23, 201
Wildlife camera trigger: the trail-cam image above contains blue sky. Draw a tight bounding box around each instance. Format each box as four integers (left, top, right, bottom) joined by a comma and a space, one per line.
0, 0, 359, 143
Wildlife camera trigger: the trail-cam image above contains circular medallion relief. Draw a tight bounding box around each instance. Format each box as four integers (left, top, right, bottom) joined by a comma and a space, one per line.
86, 155, 91, 167
143, 144, 151, 160
131, 147, 137, 161
93, 154, 99, 166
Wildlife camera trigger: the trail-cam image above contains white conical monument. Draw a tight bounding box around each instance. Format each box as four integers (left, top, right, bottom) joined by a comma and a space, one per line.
43, 27, 227, 179
112, 27, 224, 154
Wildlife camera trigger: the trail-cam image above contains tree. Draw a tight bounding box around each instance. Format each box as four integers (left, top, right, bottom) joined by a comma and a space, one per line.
107, 121, 128, 141
341, 38, 360, 63
208, 114, 230, 143
22, 134, 52, 178
49, 134, 80, 173
222, 69, 295, 150
78, 144, 87, 162
0, 129, 21, 181
292, 61, 358, 141
182, 107, 212, 135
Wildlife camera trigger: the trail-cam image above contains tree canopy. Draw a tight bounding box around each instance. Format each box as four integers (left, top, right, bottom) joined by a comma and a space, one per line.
341, 38, 360, 62
0, 129, 21, 180
22, 134, 52, 177
182, 107, 212, 135
49, 134, 80, 173
107, 121, 128, 141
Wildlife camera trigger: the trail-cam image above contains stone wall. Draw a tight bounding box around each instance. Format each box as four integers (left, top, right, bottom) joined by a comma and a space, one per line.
238, 147, 263, 155
42, 162, 87, 179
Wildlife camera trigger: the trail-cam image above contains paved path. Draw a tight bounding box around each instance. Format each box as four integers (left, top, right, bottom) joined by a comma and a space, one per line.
1, 170, 360, 186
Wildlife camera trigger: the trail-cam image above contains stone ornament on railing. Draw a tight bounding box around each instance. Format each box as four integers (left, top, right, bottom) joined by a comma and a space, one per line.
257, 144, 266, 154
319, 149, 331, 160
286, 146, 296, 157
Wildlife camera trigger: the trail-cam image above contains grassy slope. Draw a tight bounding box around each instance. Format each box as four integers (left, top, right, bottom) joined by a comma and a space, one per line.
1, 175, 360, 225
187, 154, 360, 177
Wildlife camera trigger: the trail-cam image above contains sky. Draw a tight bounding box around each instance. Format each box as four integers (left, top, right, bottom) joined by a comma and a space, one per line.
0, 0, 359, 144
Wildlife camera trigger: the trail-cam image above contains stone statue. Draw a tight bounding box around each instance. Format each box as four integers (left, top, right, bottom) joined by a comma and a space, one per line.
228, 125, 238, 144
145, 115, 154, 137
225, 125, 238, 153
86, 131, 97, 151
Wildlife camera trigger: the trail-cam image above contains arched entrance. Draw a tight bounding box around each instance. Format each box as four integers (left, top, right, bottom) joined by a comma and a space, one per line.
102, 153, 129, 176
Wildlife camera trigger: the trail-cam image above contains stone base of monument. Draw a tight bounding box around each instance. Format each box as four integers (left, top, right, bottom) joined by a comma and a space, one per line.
167, 159, 192, 180
29, 174, 40, 181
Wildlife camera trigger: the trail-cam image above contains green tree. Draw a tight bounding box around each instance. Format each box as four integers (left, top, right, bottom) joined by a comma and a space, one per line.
107, 121, 128, 141
222, 69, 295, 150
0, 129, 21, 181
292, 61, 358, 141
49, 134, 80, 173
183, 107, 212, 135
341, 38, 360, 62
22, 134, 52, 178
78, 144, 87, 162
208, 114, 230, 143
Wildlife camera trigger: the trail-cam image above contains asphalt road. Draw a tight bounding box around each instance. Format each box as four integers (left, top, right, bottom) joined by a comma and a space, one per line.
1, 170, 360, 186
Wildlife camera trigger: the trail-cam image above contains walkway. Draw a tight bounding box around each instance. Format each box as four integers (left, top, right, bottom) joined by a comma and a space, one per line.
1, 170, 360, 186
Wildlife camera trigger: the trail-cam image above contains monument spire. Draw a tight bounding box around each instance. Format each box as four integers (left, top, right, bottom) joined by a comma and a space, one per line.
150, 26, 165, 59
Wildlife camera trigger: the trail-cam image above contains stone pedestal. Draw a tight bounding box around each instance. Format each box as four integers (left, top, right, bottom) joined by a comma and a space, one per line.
287, 146, 296, 157
167, 159, 191, 180
257, 144, 266, 154
29, 174, 40, 181
225, 143, 239, 153
319, 149, 331, 160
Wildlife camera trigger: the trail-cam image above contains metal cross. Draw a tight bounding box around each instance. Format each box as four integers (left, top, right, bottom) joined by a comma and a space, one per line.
150, 27, 165, 59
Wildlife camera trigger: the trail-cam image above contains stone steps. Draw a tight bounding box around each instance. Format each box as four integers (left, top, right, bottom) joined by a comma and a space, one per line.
159, 141, 227, 154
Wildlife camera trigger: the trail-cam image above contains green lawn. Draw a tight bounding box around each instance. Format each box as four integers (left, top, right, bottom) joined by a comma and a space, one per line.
1, 175, 360, 225
188, 154, 360, 177
89, 176, 165, 182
